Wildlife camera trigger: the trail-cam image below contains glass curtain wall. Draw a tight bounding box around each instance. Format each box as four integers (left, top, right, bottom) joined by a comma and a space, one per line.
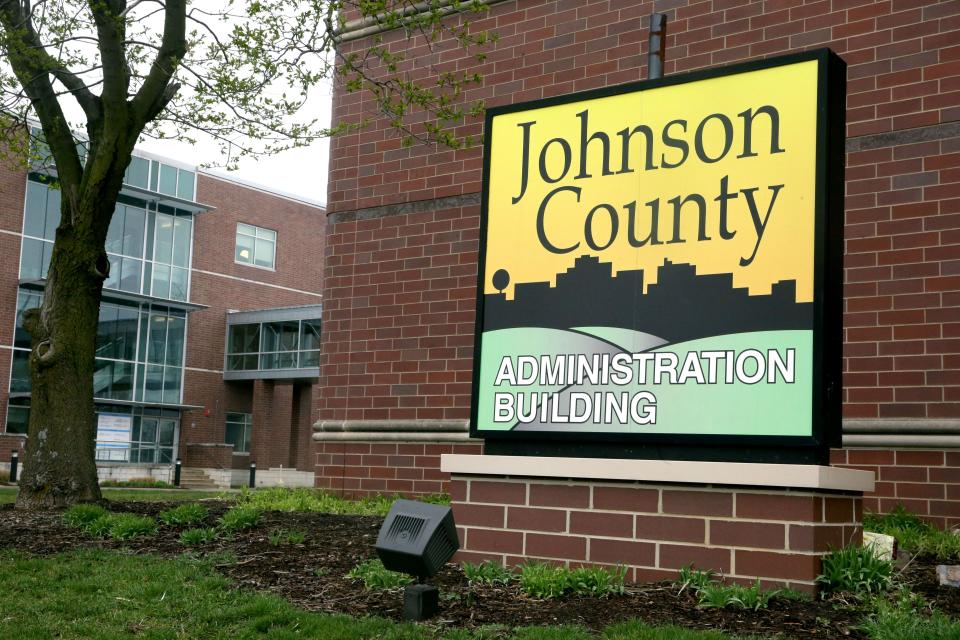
21, 174, 195, 303
94, 405, 179, 464
6, 290, 187, 453
226, 319, 321, 372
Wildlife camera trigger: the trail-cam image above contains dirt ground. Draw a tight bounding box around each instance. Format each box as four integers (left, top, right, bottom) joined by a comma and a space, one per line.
1, 499, 955, 639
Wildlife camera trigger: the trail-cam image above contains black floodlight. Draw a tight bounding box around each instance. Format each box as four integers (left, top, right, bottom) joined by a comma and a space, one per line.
376, 499, 459, 579
375, 499, 460, 620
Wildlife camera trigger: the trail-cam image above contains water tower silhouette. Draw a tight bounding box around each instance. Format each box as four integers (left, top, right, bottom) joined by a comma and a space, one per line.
492, 269, 510, 294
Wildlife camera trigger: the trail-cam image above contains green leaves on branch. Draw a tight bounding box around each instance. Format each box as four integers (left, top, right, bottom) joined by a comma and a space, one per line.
1, 0, 494, 177
336, 0, 496, 150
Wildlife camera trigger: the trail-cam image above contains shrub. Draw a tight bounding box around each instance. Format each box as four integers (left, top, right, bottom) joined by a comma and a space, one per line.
63, 504, 109, 528
268, 528, 307, 546
180, 528, 218, 546
346, 559, 413, 589
816, 545, 892, 595
107, 514, 158, 540
462, 561, 513, 586
159, 504, 209, 526
99, 478, 174, 488
218, 506, 261, 531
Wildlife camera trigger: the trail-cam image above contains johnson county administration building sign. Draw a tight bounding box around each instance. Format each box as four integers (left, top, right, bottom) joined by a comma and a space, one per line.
471, 50, 846, 462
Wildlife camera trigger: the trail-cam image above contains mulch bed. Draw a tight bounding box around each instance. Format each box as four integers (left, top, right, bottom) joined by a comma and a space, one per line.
0, 499, 952, 638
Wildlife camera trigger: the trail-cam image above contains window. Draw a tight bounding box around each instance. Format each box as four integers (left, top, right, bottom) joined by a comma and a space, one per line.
227, 323, 260, 371
19, 175, 60, 281
123, 155, 195, 200
5, 398, 30, 435
11, 290, 187, 406
225, 318, 321, 372
21, 175, 194, 303
148, 208, 192, 301
235, 223, 276, 269
225, 413, 252, 454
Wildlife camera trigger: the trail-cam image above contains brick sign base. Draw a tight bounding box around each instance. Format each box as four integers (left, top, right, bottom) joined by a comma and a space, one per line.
448, 475, 865, 593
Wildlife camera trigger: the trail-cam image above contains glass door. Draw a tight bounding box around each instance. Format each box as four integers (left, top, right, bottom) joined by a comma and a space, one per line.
134, 416, 178, 463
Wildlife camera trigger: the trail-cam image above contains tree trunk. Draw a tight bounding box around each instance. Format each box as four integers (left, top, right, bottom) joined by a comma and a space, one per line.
15, 198, 110, 509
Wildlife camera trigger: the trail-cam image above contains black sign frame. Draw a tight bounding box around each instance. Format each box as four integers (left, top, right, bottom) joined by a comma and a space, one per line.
469, 48, 846, 465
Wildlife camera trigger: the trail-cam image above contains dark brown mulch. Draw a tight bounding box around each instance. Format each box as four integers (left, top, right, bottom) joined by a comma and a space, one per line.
898, 552, 960, 618
0, 499, 933, 639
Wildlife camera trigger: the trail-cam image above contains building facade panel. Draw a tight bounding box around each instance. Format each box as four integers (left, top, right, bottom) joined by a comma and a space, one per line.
193, 174, 325, 292
316, 1, 960, 512
0, 147, 326, 486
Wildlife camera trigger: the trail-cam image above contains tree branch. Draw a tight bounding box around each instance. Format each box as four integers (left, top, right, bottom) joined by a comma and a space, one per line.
0, 0, 83, 188
130, 0, 185, 125
88, 0, 129, 109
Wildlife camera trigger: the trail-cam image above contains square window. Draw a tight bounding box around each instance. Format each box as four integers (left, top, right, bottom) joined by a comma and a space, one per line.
235, 223, 276, 269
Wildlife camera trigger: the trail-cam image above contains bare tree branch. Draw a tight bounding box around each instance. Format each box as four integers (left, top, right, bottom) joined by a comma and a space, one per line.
129, 0, 184, 124
0, 0, 83, 187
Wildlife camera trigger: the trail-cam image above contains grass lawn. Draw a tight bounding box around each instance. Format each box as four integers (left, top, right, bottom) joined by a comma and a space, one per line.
0, 549, 760, 640
0, 487, 230, 504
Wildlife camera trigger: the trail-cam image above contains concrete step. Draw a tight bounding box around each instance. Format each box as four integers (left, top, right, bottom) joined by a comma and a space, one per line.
178, 469, 219, 489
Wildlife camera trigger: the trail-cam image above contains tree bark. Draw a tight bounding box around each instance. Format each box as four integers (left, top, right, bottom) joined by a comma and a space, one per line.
14, 196, 112, 509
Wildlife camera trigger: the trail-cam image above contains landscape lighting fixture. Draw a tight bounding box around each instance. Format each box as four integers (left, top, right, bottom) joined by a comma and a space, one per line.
374, 499, 460, 621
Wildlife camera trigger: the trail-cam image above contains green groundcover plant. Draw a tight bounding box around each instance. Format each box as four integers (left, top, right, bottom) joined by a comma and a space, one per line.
865, 505, 960, 561
517, 563, 626, 599
180, 528, 219, 546
672, 565, 785, 611
233, 487, 449, 516
159, 504, 209, 526
347, 559, 415, 589
217, 506, 262, 531
62, 505, 157, 540
462, 561, 513, 586
816, 545, 892, 595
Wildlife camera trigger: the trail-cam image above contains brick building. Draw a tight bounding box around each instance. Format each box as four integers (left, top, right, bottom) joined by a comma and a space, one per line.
0, 145, 326, 488
313, 0, 960, 570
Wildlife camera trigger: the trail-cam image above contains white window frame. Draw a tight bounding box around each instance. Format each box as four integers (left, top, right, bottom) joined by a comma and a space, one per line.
235, 223, 277, 271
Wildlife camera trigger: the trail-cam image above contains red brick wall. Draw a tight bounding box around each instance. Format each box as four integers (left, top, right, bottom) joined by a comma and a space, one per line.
0, 153, 28, 451
318, 1, 960, 432
315, 202, 480, 422
834, 447, 960, 528
451, 476, 863, 592
184, 443, 233, 469
314, 440, 482, 496
194, 174, 326, 292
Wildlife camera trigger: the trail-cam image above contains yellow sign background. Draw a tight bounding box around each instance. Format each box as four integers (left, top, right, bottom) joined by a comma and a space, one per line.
484, 60, 819, 301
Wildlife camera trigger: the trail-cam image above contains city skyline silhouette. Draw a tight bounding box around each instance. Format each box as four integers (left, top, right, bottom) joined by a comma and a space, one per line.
483, 255, 812, 344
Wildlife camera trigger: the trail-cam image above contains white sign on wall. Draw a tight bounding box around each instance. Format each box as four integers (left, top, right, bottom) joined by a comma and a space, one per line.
96, 413, 133, 462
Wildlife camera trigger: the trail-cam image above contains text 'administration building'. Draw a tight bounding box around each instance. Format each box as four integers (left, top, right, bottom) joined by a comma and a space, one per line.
0, 145, 325, 488
316, 0, 960, 523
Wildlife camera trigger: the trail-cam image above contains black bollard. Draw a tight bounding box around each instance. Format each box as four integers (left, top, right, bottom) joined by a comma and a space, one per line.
248, 462, 256, 488
9, 451, 18, 484
174, 458, 182, 487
